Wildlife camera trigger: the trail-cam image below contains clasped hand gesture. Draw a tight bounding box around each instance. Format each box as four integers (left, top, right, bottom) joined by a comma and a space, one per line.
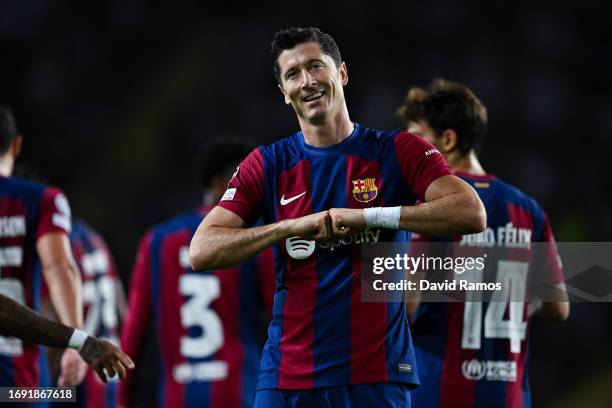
287, 209, 366, 242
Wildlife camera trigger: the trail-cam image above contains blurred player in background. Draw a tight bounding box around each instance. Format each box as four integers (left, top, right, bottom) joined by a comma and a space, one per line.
0, 105, 87, 396
0, 292, 133, 384
119, 137, 275, 408
42, 218, 126, 408
397, 79, 569, 407
190, 27, 485, 408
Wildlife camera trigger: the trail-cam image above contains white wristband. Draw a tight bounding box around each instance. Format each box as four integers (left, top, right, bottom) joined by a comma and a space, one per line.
68, 329, 88, 352
363, 206, 401, 229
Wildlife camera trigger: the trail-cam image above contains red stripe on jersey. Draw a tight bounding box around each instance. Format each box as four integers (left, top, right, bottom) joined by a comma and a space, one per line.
159, 232, 189, 407
440, 303, 477, 408
506, 336, 528, 408
257, 248, 276, 320
12, 347, 39, 387
507, 203, 534, 231
84, 370, 106, 408
393, 132, 453, 200
217, 148, 266, 225
540, 215, 564, 284
345, 155, 388, 383
277, 160, 316, 389
119, 232, 153, 407
211, 266, 243, 408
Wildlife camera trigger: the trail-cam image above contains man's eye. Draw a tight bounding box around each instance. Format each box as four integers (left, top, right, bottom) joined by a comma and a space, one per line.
286, 71, 297, 79
312, 63, 323, 70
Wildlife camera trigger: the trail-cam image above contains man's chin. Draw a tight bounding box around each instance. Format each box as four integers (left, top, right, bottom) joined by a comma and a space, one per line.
304, 109, 328, 125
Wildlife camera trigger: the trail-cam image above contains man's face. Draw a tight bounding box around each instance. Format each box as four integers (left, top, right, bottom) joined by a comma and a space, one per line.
277, 42, 347, 125
408, 120, 443, 150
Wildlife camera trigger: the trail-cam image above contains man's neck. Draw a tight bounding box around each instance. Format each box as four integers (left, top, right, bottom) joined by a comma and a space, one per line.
447, 151, 486, 175
0, 157, 14, 178
299, 105, 354, 148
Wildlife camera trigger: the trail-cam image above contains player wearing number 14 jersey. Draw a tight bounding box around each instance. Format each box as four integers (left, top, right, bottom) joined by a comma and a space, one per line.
118, 138, 275, 408
398, 79, 569, 407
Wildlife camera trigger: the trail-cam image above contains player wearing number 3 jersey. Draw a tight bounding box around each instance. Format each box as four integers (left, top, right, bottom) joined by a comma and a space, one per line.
118, 138, 275, 408
398, 79, 569, 408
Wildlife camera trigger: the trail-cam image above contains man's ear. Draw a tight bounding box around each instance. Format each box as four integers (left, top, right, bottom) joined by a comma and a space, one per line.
11, 135, 23, 158
440, 129, 458, 153
278, 84, 290, 105
339, 62, 348, 86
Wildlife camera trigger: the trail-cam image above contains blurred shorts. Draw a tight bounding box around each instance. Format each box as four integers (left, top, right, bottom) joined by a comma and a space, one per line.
253, 382, 412, 408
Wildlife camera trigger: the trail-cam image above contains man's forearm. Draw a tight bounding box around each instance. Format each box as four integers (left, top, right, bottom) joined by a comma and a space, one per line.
400, 190, 486, 236
190, 221, 291, 270
46, 263, 83, 328
0, 294, 73, 348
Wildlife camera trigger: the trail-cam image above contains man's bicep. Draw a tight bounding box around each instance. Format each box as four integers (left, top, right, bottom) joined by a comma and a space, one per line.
423, 175, 473, 202
36, 232, 74, 269
202, 206, 248, 229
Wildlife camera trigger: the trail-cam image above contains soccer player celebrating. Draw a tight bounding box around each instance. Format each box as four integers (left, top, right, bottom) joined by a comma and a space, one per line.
397, 79, 569, 407
0, 105, 88, 392
189, 27, 486, 407
118, 138, 275, 408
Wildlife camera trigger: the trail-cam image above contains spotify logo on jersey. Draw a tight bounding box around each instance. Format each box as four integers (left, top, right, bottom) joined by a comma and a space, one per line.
285, 237, 316, 259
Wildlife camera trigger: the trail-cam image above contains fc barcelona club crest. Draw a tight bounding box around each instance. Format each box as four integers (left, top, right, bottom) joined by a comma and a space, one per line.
352, 178, 378, 203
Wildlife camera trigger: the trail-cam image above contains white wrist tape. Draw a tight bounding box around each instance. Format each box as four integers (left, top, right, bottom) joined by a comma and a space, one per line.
68, 329, 88, 352
363, 206, 401, 229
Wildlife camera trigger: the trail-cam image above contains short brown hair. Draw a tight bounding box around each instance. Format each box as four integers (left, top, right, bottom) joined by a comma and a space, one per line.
397, 79, 488, 154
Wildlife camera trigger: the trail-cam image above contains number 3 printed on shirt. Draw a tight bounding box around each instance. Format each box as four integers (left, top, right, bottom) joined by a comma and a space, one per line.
179, 274, 224, 358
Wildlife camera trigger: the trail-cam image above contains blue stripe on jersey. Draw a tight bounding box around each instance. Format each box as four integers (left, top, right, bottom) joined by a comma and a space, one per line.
106, 382, 118, 408
523, 344, 531, 408
239, 257, 261, 407
309, 155, 351, 387
149, 228, 167, 407
0, 358, 14, 386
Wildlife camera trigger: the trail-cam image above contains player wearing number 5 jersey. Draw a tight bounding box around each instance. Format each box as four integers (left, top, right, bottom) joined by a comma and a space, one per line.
0, 105, 86, 396
118, 138, 275, 408
398, 79, 569, 408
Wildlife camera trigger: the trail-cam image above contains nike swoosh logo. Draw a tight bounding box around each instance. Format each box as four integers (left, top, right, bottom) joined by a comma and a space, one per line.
280, 191, 306, 206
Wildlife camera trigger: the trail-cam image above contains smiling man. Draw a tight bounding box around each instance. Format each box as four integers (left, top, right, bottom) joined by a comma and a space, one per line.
189, 27, 486, 408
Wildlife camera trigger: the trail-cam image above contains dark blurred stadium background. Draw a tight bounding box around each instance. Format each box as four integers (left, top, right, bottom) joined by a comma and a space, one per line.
1, 1, 611, 406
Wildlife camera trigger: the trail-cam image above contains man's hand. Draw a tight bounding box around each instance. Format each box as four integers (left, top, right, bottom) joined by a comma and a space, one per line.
286, 211, 332, 241
79, 336, 135, 383
57, 348, 87, 386
329, 208, 366, 237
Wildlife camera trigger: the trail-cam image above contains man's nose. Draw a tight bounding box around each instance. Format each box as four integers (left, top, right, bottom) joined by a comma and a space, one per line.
300, 69, 316, 88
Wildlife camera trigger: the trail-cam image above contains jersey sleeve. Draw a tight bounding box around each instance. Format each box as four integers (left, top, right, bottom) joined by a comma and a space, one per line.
216, 148, 266, 226
36, 187, 72, 239
118, 231, 154, 407
394, 131, 453, 200
535, 214, 565, 285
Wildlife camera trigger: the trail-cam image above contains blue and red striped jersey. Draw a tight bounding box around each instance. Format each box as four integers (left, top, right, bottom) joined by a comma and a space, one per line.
119, 208, 275, 408
410, 171, 564, 408
0, 175, 71, 388
70, 219, 122, 408
218, 124, 453, 390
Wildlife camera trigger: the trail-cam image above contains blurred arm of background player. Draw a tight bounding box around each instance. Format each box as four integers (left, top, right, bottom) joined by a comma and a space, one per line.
37, 232, 87, 386
0, 293, 134, 383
